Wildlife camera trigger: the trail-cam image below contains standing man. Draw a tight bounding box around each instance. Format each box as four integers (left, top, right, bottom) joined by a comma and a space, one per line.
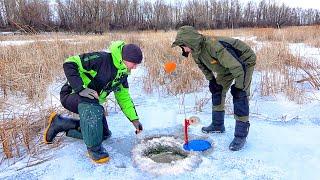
44, 41, 143, 163
172, 26, 256, 151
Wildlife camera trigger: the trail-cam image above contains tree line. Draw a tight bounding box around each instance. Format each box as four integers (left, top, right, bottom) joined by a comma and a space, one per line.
0, 0, 319, 33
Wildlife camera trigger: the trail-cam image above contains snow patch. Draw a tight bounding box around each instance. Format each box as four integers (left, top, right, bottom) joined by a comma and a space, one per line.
289, 43, 320, 62
0, 39, 78, 46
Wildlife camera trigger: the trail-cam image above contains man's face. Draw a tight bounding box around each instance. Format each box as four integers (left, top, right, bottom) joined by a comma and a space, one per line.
181, 46, 192, 53
180, 45, 192, 57
124, 60, 138, 71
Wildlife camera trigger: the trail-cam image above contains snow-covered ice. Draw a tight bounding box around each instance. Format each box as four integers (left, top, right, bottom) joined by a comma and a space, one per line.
0, 39, 79, 46
289, 43, 320, 63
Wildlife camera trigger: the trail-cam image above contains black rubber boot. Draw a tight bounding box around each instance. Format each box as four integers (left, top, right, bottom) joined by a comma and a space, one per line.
87, 145, 110, 163
65, 129, 83, 139
66, 129, 112, 140
65, 116, 112, 140
44, 112, 80, 144
202, 111, 225, 133
102, 116, 112, 140
229, 121, 250, 151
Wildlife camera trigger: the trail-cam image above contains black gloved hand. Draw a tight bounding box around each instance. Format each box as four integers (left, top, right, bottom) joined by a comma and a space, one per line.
132, 120, 143, 134
209, 79, 223, 94
230, 84, 246, 99
79, 88, 99, 99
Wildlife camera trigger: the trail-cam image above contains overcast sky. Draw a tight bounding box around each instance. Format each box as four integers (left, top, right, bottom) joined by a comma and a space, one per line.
239, 0, 320, 9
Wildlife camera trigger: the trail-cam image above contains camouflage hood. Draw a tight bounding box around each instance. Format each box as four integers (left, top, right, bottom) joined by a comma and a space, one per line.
171, 26, 205, 57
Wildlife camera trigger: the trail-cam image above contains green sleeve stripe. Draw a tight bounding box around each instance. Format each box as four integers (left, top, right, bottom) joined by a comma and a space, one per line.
114, 86, 138, 121
99, 91, 108, 104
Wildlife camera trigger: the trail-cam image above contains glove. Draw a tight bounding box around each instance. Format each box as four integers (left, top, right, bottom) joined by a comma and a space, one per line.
132, 120, 143, 134
209, 79, 223, 94
79, 88, 99, 99
230, 84, 246, 99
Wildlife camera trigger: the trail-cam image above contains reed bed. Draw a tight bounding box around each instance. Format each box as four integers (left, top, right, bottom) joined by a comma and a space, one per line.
256, 42, 320, 103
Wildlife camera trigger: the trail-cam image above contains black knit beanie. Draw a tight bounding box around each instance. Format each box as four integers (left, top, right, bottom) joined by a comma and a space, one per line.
122, 44, 143, 64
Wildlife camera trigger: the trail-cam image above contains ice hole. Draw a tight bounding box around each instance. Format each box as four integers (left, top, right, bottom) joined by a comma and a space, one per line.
144, 144, 188, 163
132, 136, 202, 175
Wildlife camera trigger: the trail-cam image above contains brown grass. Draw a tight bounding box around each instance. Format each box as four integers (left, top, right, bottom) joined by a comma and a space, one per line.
248, 25, 320, 43
1, 118, 34, 159
0, 105, 63, 160
1, 25, 319, 161
203, 25, 320, 46
139, 31, 205, 95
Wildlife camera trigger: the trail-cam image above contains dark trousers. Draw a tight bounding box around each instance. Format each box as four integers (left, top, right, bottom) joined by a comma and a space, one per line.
60, 83, 99, 114
59, 82, 110, 134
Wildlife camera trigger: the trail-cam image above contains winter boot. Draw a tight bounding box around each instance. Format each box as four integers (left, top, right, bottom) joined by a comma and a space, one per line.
87, 145, 109, 164
202, 111, 225, 133
44, 112, 80, 144
65, 116, 112, 140
229, 121, 250, 151
65, 129, 83, 139
102, 116, 112, 140
66, 129, 112, 141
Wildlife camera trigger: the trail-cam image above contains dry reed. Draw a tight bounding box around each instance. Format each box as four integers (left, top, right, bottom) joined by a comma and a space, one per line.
255, 41, 320, 103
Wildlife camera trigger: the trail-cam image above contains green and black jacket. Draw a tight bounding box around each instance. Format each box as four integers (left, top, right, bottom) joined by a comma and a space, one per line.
63, 41, 139, 121
172, 26, 256, 90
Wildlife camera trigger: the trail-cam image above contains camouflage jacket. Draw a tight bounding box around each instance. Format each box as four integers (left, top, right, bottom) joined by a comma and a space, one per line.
172, 26, 256, 89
